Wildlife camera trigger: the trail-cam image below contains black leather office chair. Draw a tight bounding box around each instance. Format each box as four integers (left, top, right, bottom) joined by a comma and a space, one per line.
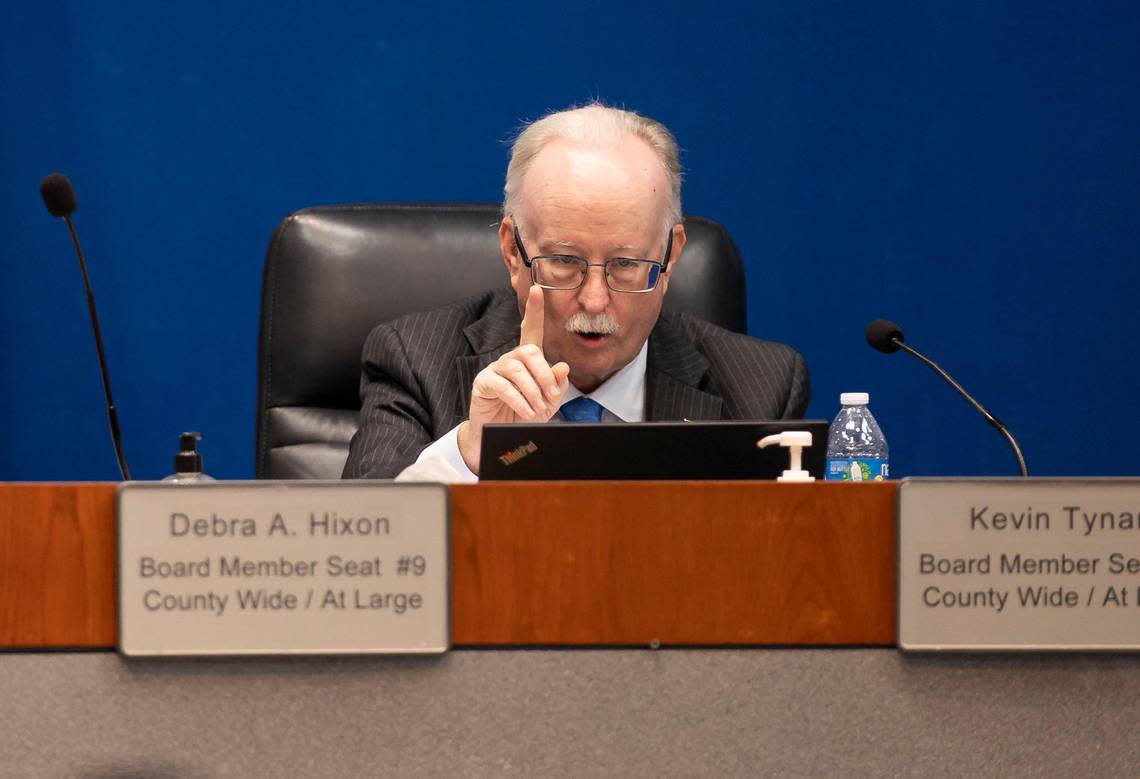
256, 204, 746, 479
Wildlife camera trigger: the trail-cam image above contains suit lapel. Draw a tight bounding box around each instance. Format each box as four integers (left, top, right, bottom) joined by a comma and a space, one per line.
646, 317, 723, 421
449, 292, 723, 422
455, 290, 521, 415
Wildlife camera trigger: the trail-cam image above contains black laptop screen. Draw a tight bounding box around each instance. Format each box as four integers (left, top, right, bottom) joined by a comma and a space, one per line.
479, 420, 829, 481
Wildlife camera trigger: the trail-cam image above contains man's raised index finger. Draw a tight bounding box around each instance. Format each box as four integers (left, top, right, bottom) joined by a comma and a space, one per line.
519, 284, 545, 347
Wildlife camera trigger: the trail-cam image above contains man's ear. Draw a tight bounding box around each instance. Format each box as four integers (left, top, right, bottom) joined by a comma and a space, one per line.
660, 223, 687, 295
499, 216, 525, 286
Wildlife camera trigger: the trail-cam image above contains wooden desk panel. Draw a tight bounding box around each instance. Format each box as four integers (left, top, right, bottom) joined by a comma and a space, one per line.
0, 483, 117, 647
0, 482, 896, 648
451, 482, 896, 645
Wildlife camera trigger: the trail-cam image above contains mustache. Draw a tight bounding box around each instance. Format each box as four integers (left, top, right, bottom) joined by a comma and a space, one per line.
564, 312, 621, 335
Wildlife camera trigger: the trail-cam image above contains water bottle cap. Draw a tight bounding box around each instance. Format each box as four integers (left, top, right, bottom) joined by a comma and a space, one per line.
840, 392, 870, 406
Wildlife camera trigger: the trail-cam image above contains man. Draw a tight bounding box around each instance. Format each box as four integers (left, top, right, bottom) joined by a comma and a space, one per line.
343, 103, 808, 481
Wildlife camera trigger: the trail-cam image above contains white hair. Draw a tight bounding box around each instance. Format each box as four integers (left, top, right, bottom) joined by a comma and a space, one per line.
503, 102, 683, 231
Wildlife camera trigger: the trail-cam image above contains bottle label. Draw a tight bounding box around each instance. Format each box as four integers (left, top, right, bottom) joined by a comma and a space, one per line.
826, 457, 888, 482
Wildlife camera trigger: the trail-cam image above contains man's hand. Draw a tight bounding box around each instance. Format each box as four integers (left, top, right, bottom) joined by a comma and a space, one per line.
458, 285, 570, 474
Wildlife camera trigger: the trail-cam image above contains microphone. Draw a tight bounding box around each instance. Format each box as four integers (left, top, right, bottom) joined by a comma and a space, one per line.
865, 319, 1027, 477
39, 173, 131, 480
865, 319, 904, 354
40, 173, 77, 217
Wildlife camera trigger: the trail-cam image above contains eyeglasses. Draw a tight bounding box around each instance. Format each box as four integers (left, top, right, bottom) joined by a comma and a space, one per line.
513, 224, 675, 293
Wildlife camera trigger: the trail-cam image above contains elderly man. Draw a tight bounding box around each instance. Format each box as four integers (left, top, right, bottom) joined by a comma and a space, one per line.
343, 103, 809, 481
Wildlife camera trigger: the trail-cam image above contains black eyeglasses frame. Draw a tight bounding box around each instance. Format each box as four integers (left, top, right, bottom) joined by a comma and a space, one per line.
512, 223, 676, 294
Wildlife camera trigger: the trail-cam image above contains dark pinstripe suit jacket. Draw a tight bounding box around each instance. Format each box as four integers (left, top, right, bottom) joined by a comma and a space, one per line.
342, 287, 809, 479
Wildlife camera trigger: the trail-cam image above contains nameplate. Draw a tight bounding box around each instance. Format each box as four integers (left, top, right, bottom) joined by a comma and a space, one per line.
899, 478, 1140, 651
117, 481, 449, 656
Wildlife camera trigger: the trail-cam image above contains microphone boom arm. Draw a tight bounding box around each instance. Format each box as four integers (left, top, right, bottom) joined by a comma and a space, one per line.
893, 338, 1027, 477
65, 216, 131, 481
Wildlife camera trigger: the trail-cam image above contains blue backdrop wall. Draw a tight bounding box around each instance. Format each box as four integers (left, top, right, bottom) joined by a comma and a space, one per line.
4, 1, 1138, 480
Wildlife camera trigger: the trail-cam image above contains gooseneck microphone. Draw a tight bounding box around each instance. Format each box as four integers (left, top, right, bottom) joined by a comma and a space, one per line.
39, 173, 131, 480
866, 319, 1027, 477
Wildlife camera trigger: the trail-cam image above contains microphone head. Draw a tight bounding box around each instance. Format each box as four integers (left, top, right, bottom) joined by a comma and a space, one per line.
866, 319, 904, 353
40, 172, 77, 217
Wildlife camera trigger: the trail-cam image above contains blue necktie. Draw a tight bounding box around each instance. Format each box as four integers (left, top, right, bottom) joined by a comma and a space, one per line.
560, 396, 604, 423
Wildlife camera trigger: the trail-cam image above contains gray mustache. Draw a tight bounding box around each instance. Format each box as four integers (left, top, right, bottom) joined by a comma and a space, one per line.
564, 312, 621, 335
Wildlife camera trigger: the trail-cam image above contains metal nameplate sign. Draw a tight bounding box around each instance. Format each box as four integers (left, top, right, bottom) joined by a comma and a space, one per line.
899, 478, 1140, 651
118, 481, 449, 656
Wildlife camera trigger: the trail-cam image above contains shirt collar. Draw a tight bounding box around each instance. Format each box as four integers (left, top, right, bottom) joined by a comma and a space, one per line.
560, 341, 647, 422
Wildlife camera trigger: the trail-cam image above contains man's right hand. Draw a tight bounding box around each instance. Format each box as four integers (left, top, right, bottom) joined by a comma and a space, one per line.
457, 285, 570, 474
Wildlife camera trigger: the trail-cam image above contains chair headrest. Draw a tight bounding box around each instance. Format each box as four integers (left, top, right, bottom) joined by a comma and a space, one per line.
258, 204, 745, 411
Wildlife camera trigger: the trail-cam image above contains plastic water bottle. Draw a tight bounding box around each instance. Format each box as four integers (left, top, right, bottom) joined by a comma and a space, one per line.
162, 432, 215, 483
825, 393, 889, 481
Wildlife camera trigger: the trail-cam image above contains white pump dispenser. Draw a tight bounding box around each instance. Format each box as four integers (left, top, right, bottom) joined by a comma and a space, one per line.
757, 431, 816, 482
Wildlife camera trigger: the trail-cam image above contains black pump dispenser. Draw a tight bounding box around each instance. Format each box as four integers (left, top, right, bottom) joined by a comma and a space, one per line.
174, 432, 204, 475
163, 432, 214, 483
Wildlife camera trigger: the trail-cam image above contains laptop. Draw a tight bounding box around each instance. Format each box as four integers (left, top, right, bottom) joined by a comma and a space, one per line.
479, 420, 829, 481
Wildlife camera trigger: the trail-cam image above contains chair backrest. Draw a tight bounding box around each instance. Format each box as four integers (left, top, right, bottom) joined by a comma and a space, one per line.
256, 203, 746, 479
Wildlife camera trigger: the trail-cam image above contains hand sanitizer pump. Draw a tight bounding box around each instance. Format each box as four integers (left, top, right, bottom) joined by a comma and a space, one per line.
162, 432, 215, 483
756, 431, 815, 482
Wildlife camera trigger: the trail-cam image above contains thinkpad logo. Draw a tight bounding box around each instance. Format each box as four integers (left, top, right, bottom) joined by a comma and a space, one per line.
498, 440, 538, 466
